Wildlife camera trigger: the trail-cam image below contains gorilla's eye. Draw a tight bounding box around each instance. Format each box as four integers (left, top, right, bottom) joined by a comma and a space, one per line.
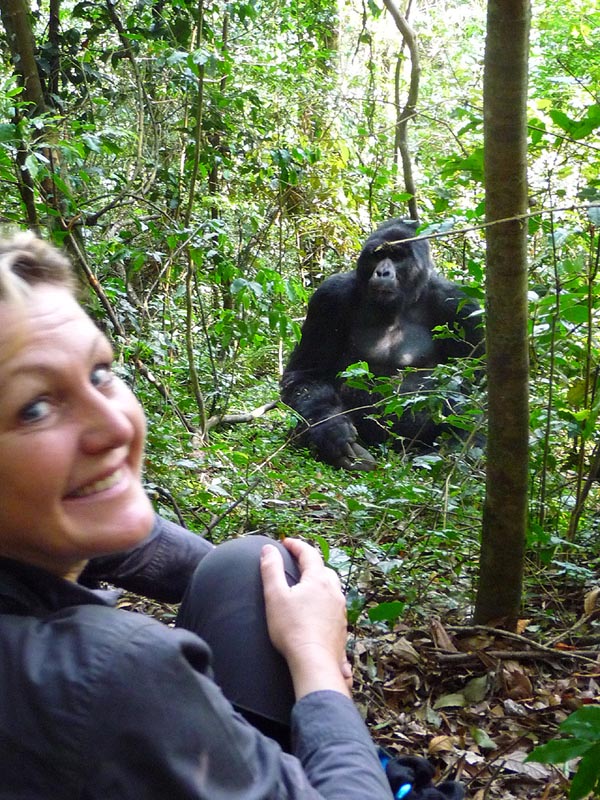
392, 245, 409, 260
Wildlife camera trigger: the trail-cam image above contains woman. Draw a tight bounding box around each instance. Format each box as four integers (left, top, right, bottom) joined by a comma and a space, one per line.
0, 232, 393, 799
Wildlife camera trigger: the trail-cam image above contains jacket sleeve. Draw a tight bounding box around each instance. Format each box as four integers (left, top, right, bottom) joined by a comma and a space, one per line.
291, 691, 393, 799
79, 514, 214, 602
84, 615, 392, 800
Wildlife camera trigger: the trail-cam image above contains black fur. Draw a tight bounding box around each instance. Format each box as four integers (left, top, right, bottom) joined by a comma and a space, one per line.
281, 219, 484, 470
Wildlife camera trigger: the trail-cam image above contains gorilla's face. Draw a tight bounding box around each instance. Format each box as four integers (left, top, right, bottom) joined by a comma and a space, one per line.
357, 223, 432, 306
365, 256, 401, 304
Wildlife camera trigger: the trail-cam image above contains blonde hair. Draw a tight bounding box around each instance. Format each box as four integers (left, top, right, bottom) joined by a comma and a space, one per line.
0, 231, 77, 303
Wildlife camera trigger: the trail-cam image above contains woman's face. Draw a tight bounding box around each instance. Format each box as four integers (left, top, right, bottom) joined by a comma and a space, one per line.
0, 283, 154, 579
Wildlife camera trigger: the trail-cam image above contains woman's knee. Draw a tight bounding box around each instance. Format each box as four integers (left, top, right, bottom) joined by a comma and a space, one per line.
180, 535, 298, 618
176, 535, 299, 730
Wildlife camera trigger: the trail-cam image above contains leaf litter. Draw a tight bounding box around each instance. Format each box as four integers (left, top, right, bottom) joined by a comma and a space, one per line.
351, 610, 600, 799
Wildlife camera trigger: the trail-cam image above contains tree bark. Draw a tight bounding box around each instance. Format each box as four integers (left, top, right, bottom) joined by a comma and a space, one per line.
383, 0, 420, 221
474, 0, 531, 627
0, 0, 49, 227
0, 0, 46, 114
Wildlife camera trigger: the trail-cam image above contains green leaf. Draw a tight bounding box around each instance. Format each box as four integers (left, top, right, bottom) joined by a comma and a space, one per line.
526, 737, 592, 764
339, 361, 372, 379
463, 674, 489, 703
345, 588, 364, 624
81, 134, 102, 153
24, 153, 39, 179
549, 109, 574, 133
588, 204, 600, 226
165, 49, 189, 66
559, 293, 588, 324
561, 706, 600, 740
229, 451, 249, 467
310, 533, 330, 563
433, 692, 466, 710
368, 601, 405, 625
50, 173, 73, 199
367, 0, 382, 18
569, 744, 600, 800
0, 123, 17, 142
549, 105, 600, 140
471, 727, 497, 750
566, 379, 586, 407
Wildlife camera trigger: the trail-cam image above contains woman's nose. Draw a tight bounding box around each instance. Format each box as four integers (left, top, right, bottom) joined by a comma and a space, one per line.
79, 392, 134, 453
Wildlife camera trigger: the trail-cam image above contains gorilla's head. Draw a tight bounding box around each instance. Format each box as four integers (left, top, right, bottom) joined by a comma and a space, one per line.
357, 219, 433, 306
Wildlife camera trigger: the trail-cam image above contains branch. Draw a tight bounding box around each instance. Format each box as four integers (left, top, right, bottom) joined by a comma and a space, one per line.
373, 202, 599, 250
206, 401, 277, 432
444, 620, 600, 666
436, 648, 599, 666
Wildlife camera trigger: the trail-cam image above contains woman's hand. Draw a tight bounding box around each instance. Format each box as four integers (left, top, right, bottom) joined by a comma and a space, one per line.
260, 538, 352, 701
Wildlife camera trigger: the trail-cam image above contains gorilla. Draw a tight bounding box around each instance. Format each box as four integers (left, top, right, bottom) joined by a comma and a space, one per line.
280, 219, 485, 470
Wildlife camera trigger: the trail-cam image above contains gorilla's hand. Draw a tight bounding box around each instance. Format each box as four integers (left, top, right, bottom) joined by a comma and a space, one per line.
310, 416, 377, 472
337, 441, 377, 472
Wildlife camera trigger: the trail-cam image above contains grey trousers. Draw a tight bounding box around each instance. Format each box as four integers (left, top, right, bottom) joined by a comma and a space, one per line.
176, 535, 299, 748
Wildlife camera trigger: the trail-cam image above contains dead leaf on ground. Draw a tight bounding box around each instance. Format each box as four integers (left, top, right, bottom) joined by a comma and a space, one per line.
584, 587, 600, 615
428, 734, 460, 754
430, 617, 458, 651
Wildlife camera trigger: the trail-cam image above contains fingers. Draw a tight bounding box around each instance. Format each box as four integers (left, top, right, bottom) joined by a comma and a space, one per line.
261, 539, 337, 596
263, 539, 339, 596
334, 442, 378, 472
341, 658, 353, 683
261, 537, 352, 698
281, 539, 343, 595
282, 539, 343, 596
349, 441, 377, 464
280, 537, 324, 573
259, 543, 289, 596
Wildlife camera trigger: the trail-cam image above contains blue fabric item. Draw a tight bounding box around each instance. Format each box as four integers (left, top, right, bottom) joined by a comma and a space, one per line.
379, 749, 465, 800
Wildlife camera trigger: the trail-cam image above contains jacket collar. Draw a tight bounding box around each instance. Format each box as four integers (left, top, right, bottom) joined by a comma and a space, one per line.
0, 557, 115, 616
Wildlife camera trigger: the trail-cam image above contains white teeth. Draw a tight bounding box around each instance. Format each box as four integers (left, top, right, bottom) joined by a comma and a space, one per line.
71, 469, 123, 498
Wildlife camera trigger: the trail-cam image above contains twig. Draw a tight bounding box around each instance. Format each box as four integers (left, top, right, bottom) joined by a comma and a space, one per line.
374, 202, 598, 250
447, 621, 600, 655
205, 401, 278, 431
436, 648, 599, 666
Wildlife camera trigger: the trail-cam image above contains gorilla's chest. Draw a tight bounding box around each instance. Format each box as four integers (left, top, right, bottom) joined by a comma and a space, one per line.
346, 317, 436, 376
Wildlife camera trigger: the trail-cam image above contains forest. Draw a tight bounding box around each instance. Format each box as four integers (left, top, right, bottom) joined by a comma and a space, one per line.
0, 0, 599, 796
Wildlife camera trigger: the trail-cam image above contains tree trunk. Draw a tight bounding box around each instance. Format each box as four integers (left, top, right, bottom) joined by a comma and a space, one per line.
383, 0, 420, 221
0, 0, 46, 114
473, 0, 531, 627
0, 0, 49, 227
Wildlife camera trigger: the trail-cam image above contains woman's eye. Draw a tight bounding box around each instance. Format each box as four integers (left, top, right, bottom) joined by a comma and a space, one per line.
90, 364, 113, 389
18, 398, 52, 425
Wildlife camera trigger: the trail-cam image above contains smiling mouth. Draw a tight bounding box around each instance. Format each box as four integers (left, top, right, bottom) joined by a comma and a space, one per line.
68, 468, 124, 498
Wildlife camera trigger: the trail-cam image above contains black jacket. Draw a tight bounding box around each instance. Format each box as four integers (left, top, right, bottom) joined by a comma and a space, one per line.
0, 516, 392, 799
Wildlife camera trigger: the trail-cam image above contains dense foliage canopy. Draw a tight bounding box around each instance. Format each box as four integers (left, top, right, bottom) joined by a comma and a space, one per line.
0, 1, 599, 794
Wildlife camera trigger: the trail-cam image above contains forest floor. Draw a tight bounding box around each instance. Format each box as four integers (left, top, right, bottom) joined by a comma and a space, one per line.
352, 605, 600, 800
120, 578, 600, 800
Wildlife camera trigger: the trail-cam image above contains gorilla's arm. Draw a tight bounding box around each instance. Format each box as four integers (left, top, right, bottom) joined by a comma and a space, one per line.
282, 274, 351, 387
281, 274, 376, 470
